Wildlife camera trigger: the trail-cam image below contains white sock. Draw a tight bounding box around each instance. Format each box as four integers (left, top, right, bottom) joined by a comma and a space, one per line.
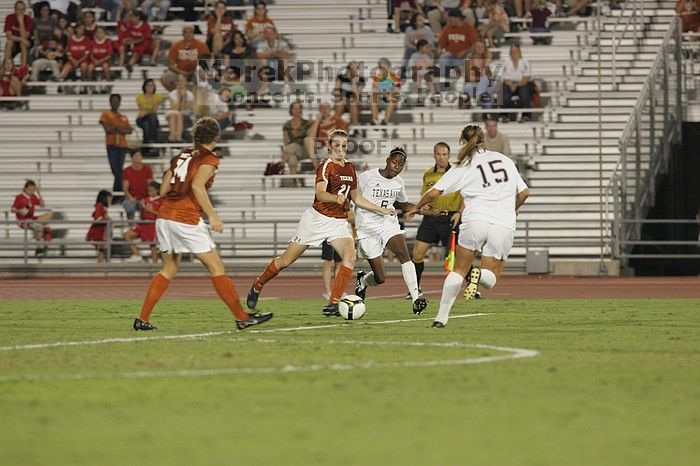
480, 269, 497, 289
361, 271, 378, 287
401, 261, 420, 301
435, 272, 464, 325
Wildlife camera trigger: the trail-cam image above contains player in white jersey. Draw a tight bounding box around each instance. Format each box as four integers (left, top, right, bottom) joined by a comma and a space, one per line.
408, 125, 530, 328
354, 147, 428, 315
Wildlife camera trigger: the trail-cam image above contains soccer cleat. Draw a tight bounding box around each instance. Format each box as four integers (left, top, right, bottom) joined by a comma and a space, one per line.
133, 318, 157, 331
322, 303, 340, 317
405, 288, 423, 300
431, 321, 445, 329
463, 267, 481, 300
475, 291, 483, 299
236, 312, 273, 330
355, 270, 367, 300
246, 286, 260, 310
412, 297, 428, 315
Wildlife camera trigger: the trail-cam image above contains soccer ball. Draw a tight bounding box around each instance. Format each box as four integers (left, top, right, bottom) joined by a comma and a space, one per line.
338, 295, 366, 320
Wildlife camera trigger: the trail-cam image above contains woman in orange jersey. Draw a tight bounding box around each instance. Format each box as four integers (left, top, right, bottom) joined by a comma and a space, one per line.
247, 129, 396, 317
133, 117, 273, 331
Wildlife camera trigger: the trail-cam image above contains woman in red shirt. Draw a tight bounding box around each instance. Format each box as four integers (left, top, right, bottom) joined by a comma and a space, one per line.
59, 23, 92, 81
86, 189, 112, 262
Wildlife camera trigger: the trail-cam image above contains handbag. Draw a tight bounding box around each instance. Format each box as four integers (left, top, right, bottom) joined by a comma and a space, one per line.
531, 82, 541, 108
264, 161, 285, 176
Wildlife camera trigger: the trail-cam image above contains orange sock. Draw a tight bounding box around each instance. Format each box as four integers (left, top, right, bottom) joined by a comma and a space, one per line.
254, 259, 280, 292
329, 265, 353, 304
212, 275, 249, 321
139, 273, 170, 321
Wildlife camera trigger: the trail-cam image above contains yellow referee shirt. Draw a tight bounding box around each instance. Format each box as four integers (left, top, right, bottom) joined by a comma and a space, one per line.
421, 165, 462, 213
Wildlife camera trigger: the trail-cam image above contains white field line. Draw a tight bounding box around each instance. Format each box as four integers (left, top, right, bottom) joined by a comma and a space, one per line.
0, 339, 538, 382
0, 313, 491, 351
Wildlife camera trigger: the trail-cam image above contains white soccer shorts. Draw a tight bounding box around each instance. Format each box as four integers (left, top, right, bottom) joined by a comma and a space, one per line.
357, 221, 405, 260
156, 218, 217, 254
458, 220, 515, 261
290, 208, 353, 247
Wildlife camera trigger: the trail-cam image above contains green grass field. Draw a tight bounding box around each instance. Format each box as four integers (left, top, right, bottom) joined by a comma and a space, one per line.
1, 298, 698, 466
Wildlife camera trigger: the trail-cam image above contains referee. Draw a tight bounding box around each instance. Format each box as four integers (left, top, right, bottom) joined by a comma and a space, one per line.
409, 142, 463, 297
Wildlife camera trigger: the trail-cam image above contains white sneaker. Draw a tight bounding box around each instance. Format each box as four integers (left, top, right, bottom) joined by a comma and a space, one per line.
126, 254, 142, 263
322, 292, 330, 301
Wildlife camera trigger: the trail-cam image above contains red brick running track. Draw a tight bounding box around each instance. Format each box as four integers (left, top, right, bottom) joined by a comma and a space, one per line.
1, 275, 698, 300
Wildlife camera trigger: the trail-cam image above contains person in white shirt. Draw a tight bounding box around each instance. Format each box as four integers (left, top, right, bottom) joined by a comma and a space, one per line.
408, 125, 529, 328
501, 44, 534, 122
354, 146, 428, 315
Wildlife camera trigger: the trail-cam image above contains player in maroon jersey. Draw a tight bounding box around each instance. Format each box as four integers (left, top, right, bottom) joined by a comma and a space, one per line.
87, 27, 113, 81
247, 129, 396, 317
59, 23, 92, 81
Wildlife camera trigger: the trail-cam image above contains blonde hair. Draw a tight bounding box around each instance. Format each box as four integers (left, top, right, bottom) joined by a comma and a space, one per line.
457, 125, 485, 166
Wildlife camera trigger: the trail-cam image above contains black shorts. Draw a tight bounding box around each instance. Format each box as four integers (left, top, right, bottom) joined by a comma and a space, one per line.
415, 215, 455, 247
321, 240, 341, 262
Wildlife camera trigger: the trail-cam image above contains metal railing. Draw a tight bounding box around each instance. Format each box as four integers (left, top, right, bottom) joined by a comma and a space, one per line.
611, 219, 700, 259
610, 0, 644, 89
606, 17, 684, 263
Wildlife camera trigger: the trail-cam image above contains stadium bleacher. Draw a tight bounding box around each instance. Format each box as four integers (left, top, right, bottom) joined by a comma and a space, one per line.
0, 0, 685, 273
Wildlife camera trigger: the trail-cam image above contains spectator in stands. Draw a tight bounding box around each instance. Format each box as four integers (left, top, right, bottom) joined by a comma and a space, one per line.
167, 74, 194, 141
194, 85, 233, 131
124, 180, 163, 263
334, 61, 365, 133
304, 101, 348, 164
246, 0, 276, 47
114, 0, 136, 22
141, 0, 171, 22
86, 189, 112, 262
117, 10, 153, 71
136, 78, 163, 146
161, 25, 210, 91
256, 26, 292, 95
461, 39, 493, 108
407, 39, 438, 103
222, 30, 260, 101
4, 1, 34, 66
122, 149, 154, 220
219, 65, 251, 110
207, 1, 236, 57
501, 43, 533, 122
2, 58, 29, 98
59, 23, 91, 82
478, 0, 509, 47
281, 101, 310, 179
49, 0, 81, 23
370, 58, 401, 128
33, 3, 58, 51
483, 115, 511, 155
99, 94, 133, 193
555, 0, 591, 17
31, 36, 63, 81
52, 25, 68, 49
403, 12, 435, 73
88, 27, 114, 81
677, 0, 700, 33
83, 10, 97, 40
527, 0, 552, 44
11, 180, 54, 256
437, 8, 479, 78
391, 0, 424, 33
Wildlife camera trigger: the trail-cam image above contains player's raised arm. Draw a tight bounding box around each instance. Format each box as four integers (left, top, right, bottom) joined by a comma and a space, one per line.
407, 188, 443, 217
350, 188, 395, 216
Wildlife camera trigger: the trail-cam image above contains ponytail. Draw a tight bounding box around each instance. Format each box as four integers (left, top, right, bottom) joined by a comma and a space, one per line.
456, 125, 485, 166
